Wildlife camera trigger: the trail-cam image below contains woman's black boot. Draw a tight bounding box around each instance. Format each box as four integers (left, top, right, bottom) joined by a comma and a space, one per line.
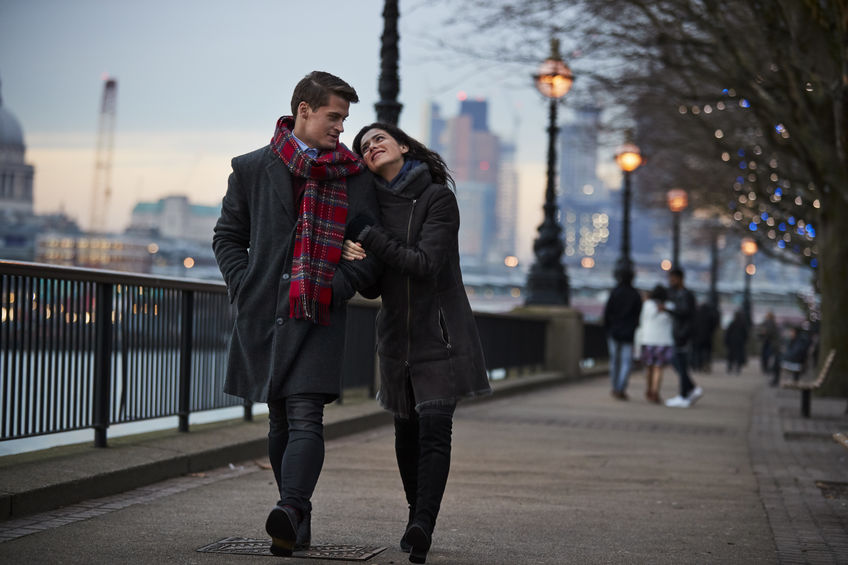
407, 413, 453, 563
395, 416, 419, 552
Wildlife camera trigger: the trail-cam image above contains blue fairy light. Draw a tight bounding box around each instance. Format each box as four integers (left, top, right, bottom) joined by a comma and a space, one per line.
788, 216, 796, 225
737, 149, 745, 157
722, 88, 729, 95
739, 161, 747, 169
778, 222, 786, 231
778, 240, 786, 249
775, 188, 783, 196
740, 99, 750, 108
811, 258, 818, 268
797, 227, 806, 235
806, 225, 816, 237
761, 212, 769, 220
775, 124, 785, 133
748, 222, 758, 231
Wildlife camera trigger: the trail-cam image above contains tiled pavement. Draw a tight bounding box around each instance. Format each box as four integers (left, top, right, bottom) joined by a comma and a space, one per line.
1, 365, 847, 564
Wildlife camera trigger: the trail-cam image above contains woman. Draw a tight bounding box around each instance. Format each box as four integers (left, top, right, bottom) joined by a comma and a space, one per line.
343, 122, 491, 564
638, 284, 674, 403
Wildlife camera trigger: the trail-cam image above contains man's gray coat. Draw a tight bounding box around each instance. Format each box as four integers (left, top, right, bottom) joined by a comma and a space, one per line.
213, 145, 381, 403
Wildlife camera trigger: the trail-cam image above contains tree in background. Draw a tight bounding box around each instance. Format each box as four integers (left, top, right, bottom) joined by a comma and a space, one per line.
432, 0, 847, 394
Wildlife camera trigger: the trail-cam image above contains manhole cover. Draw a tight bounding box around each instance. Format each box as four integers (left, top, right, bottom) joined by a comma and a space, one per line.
816, 481, 848, 500
197, 537, 387, 561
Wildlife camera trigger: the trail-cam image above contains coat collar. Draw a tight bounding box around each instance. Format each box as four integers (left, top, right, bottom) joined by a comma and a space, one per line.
375, 163, 432, 200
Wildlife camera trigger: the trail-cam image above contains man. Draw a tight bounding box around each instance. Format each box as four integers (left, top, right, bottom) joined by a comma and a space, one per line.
213, 71, 382, 556
664, 268, 703, 408
603, 268, 643, 400
759, 311, 780, 374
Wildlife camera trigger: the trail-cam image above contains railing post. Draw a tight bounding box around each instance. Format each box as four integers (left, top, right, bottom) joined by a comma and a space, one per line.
92, 282, 113, 448
178, 290, 194, 432
243, 399, 253, 422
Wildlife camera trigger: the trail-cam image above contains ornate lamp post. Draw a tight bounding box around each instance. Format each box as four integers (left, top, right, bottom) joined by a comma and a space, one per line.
375, 0, 402, 125
614, 136, 642, 279
741, 237, 758, 325
666, 188, 688, 269
525, 38, 574, 305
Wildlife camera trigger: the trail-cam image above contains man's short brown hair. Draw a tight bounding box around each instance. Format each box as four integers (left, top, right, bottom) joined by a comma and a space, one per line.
290, 71, 359, 115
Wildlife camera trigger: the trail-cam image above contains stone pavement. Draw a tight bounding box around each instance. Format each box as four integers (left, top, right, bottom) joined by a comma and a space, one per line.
1, 364, 847, 564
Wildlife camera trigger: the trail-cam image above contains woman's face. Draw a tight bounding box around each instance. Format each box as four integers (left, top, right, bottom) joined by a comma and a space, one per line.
359, 128, 408, 181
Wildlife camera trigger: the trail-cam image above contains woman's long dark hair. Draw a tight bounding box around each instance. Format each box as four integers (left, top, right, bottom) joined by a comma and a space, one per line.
352, 122, 455, 190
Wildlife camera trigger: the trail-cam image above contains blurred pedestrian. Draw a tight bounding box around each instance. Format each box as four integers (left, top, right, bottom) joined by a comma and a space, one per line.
724, 310, 749, 374
777, 325, 811, 383
758, 311, 779, 375
603, 268, 643, 400
691, 301, 719, 372
664, 268, 703, 408
639, 284, 674, 403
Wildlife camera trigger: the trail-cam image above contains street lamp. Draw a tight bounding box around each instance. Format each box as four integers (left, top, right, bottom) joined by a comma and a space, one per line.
525, 38, 574, 305
614, 136, 643, 279
666, 188, 688, 268
375, 0, 402, 125
741, 237, 758, 324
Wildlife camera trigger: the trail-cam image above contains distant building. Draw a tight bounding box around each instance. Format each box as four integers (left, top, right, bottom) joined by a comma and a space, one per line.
0, 80, 80, 261
558, 106, 613, 268
0, 83, 34, 218
431, 99, 508, 270
127, 196, 220, 245
35, 233, 152, 272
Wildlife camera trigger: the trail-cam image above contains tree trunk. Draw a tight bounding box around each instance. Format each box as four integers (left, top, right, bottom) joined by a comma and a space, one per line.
817, 195, 848, 396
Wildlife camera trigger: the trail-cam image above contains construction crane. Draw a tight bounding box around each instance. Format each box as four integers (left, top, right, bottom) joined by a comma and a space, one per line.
89, 76, 117, 232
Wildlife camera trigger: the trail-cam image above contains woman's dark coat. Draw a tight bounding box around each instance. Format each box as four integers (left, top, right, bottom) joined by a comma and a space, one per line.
213, 145, 381, 403
360, 164, 491, 417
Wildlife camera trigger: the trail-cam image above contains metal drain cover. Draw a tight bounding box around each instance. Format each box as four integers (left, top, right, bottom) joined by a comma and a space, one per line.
197, 537, 387, 561
816, 481, 848, 499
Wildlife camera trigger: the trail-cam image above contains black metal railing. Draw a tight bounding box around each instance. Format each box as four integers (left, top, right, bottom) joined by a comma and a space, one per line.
1, 261, 571, 447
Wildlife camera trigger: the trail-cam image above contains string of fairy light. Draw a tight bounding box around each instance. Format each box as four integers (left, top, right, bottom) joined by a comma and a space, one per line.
676, 87, 819, 268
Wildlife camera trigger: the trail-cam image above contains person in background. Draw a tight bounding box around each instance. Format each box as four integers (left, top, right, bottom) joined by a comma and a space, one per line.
343, 122, 492, 564
724, 309, 749, 374
639, 284, 675, 403
213, 71, 382, 557
777, 325, 811, 383
664, 268, 703, 408
758, 311, 780, 375
691, 301, 719, 372
603, 268, 643, 400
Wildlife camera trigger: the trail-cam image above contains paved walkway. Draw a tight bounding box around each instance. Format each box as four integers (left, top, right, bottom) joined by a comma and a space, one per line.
1, 364, 847, 564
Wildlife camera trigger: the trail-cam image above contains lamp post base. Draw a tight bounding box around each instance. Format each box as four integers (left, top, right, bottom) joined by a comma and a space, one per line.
525, 265, 570, 305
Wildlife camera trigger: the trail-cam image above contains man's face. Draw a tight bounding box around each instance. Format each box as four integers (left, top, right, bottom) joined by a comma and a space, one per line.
294, 94, 349, 151
668, 273, 682, 288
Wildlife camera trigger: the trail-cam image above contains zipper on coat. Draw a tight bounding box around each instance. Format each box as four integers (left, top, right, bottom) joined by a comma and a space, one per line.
405, 199, 417, 364
438, 308, 452, 349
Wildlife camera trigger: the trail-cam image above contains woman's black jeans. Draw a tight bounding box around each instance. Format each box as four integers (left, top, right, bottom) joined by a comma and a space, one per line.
267, 393, 326, 515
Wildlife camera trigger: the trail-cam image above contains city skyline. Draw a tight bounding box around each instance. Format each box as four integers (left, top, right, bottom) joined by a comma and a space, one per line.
0, 0, 627, 265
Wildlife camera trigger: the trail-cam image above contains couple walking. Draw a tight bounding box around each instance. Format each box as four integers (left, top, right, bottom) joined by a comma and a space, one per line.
604, 268, 703, 407
212, 71, 491, 564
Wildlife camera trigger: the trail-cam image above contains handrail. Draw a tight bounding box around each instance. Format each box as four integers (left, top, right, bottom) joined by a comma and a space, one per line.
1, 260, 565, 448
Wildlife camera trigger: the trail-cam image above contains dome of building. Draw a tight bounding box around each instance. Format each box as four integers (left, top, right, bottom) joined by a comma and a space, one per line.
0, 83, 25, 150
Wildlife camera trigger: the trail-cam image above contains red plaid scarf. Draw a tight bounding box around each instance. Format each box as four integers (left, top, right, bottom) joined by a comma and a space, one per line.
270, 116, 365, 325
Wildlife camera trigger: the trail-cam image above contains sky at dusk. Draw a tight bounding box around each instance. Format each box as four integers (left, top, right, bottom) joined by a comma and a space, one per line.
0, 0, 621, 262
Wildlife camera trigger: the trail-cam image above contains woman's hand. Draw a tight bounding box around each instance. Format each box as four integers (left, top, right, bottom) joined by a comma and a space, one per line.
342, 239, 367, 261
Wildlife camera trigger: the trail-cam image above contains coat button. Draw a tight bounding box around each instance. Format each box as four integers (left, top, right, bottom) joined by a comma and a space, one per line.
282, 273, 290, 280
275, 317, 284, 326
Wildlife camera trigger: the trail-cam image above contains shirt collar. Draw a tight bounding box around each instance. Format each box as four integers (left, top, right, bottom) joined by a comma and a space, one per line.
291, 134, 319, 159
